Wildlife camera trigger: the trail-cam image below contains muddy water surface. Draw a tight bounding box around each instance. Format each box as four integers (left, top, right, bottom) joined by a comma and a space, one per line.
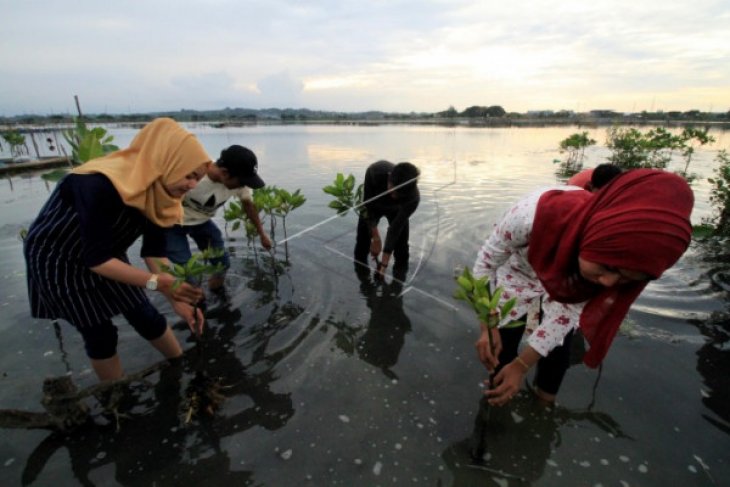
0, 124, 728, 486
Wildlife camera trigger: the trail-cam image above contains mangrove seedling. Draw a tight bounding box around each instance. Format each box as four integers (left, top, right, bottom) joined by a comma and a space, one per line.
454, 267, 523, 357
38, 119, 121, 184
677, 127, 715, 183
554, 131, 596, 177
63, 118, 119, 164
253, 186, 281, 244
225, 185, 306, 263
158, 248, 225, 337
223, 199, 264, 256
454, 267, 523, 442
1, 130, 28, 158
272, 187, 306, 260
705, 149, 730, 236
158, 249, 232, 424
323, 173, 367, 218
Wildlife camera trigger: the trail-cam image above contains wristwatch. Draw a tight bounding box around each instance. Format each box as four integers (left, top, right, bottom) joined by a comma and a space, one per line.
145, 273, 159, 291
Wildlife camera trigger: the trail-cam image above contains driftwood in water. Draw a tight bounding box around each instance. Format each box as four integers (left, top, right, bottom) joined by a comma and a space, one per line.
0, 359, 170, 431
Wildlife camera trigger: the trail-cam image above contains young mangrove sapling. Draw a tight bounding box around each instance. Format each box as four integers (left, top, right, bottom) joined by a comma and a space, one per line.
158, 248, 225, 338
454, 267, 523, 365
272, 187, 306, 261
158, 248, 229, 422
323, 173, 367, 219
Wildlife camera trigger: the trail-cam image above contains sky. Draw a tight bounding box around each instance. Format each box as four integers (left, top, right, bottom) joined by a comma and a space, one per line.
1, 0, 729, 116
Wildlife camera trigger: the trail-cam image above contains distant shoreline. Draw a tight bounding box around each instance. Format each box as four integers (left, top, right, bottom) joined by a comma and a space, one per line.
2, 116, 730, 132
2, 117, 728, 177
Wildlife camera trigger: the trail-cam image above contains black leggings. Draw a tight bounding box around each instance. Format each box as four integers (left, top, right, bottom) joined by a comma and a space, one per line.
354, 215, 410, 267
496, 325, 574, 396
74, 301, 167, 360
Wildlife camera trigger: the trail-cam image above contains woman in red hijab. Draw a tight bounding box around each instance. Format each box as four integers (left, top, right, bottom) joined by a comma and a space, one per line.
472, 169, 693, 406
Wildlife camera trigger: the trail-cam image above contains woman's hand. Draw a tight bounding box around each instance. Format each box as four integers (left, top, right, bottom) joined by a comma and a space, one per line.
172, 300, 205, 336
486, 361, 526, 406
475, 325, 502, 372
157, 273, 204, 305
370, 237, 382, 259
375, 262, 387, 281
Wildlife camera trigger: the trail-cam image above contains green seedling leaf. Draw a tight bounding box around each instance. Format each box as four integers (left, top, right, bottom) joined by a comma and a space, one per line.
323, 173, 366, 219
453, 288, 469, 301
41, 169, 69, 182
453, 265, 522, 332
489, 287, 503, 309
503, 320, 525, 329
500, 297, 517, 319
457, 275, 473, 292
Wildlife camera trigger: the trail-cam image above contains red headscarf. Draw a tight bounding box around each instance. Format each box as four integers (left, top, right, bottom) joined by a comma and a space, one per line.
528, 169, 694, 367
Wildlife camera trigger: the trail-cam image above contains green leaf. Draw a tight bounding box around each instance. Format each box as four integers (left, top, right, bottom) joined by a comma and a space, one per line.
41, 168, 69, 182
489, 287, 503, 309
453, 288, 469, 301
456, 275, 473, 292
473, 279, 488, 300
474, 301, 491, 320
344, 174, 355, 191
503, 320, 525, 329
500, 297, 517, 319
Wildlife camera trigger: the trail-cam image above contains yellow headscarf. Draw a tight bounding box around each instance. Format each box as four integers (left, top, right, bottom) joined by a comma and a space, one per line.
73, 118, 211, 227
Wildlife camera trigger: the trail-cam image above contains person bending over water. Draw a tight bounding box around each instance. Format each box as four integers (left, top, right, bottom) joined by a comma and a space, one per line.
354, 160, 420, 278
24, 118, 209, 382
567, 163, 622, 192
472, 169, 693, 406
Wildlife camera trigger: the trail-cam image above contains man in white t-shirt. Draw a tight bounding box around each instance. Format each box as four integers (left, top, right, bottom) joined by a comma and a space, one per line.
165, 145, 272, 289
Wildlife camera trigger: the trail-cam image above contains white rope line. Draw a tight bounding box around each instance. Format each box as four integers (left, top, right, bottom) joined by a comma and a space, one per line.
277, 174, 421, 246
323, 244, 458, 310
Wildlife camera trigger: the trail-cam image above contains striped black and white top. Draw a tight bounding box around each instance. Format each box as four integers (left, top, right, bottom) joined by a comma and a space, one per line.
24, 173, 167, 327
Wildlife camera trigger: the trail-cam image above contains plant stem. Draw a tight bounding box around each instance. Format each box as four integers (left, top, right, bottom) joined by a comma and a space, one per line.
486, 311, 499, 357
283, 217, 289, 262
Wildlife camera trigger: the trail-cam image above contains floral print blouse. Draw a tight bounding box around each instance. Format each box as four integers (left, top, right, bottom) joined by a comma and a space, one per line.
472, 187, 585, 357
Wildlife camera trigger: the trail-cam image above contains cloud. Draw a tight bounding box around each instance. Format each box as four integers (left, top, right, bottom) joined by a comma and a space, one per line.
0, 0, 728, 115
167, 72, 260, 110
256, 72, 305, 108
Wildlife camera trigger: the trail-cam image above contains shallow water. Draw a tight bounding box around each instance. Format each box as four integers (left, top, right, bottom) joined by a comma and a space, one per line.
0, 124, 728, 486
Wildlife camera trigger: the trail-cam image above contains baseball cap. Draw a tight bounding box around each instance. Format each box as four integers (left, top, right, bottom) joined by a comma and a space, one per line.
219, 145, 265, 189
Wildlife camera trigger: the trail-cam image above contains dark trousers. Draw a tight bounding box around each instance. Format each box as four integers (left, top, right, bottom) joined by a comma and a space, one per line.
76, 301, 167, 360
164, 221, 229, 271
496, 325, 574, 395
354, 215, 409, 267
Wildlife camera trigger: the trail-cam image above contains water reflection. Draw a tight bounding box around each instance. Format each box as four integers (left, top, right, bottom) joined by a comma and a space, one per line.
330, 264, 413, 380
690, 239, 730, 435
192, 296, 296, 434
20, 261, 313, 486
21, 360, 255, 486
306, 144, 373, 169
4, 125, 730, 485
694, 310, 730, 435
443, 393, 630, 486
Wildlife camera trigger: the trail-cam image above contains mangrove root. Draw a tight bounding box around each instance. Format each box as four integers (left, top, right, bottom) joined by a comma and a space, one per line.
0, 358, 171, 431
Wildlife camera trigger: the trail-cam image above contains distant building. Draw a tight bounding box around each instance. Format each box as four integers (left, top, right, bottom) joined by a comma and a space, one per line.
589, 110, 620, 118
526, 110, 555, 117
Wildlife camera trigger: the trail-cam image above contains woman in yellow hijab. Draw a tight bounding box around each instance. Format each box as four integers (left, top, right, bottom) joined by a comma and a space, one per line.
24, 118, 211, 382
